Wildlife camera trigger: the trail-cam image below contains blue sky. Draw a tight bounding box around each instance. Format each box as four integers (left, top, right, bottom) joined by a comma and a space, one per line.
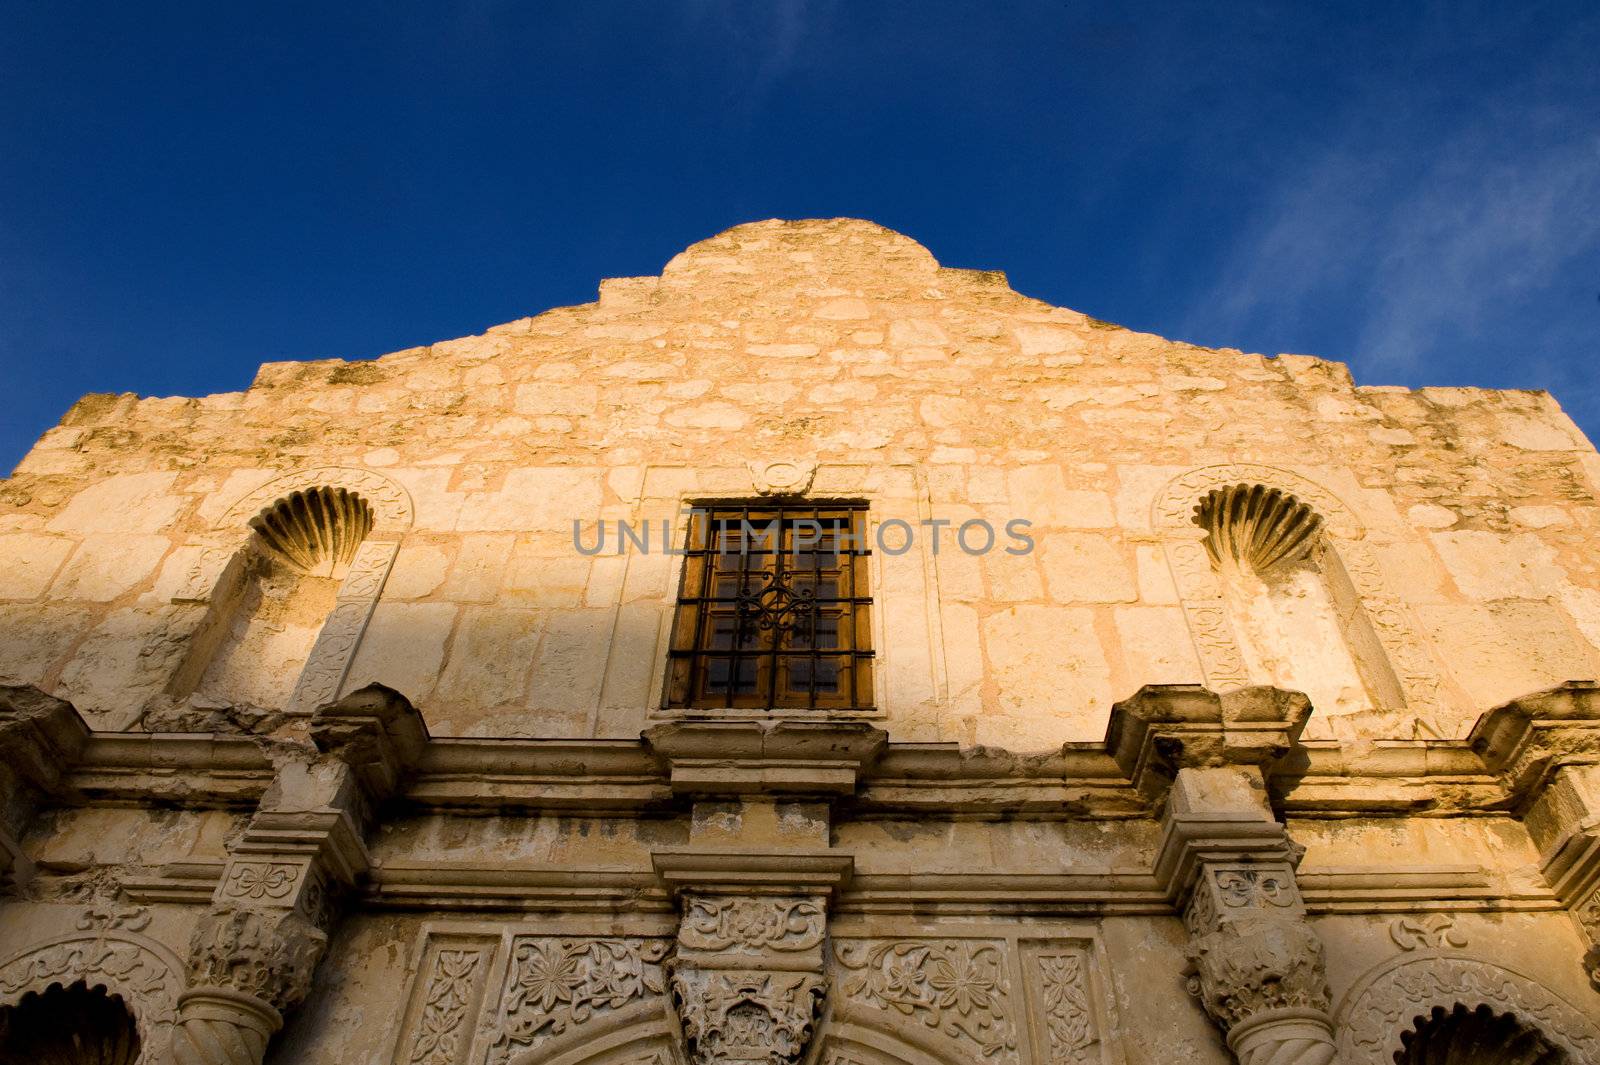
3, 1, 1598, 473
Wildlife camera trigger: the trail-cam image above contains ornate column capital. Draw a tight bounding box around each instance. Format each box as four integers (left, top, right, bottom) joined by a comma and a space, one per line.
1153, 763, 1337, 1065
177, 683, 430, 1064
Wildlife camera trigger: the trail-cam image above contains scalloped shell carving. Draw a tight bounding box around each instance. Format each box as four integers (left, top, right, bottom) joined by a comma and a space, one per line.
1195, 484, 1323, 575
250, 487, 373, 576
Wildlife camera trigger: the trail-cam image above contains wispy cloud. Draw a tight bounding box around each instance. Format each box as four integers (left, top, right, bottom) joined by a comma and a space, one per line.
679, 0, 835, 107
1183, 15, 1600, 419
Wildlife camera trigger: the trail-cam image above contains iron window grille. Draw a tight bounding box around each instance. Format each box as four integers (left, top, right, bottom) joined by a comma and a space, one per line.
666, 503, 873, 711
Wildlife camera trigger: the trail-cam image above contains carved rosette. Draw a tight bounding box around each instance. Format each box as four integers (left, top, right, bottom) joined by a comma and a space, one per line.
1181, 865, 1336, 1065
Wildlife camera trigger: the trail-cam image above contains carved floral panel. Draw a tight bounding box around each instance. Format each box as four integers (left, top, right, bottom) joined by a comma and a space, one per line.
834, 938, 1016, 1061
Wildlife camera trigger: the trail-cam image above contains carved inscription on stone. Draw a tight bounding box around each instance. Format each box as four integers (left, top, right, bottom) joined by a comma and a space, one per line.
835, 939, 1016, 1059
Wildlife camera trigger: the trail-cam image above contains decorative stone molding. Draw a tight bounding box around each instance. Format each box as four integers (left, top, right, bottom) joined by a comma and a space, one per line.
1150, 464, 1447, 723
1333, 953, 1600, 1065
1388, 914, 1467, 951
487, 936, 671, 1062
0, 928, 183, 1055
679, 896, 826, 955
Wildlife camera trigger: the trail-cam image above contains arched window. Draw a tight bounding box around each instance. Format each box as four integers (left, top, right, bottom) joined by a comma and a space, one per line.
172, 487, 375, 710
1194, 483, 1404, 718
1395, 1003, 1567, 1064
0, 981, 141, 1064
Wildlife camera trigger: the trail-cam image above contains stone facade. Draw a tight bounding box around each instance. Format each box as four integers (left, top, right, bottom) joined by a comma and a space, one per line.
0, 218, 1598, 1064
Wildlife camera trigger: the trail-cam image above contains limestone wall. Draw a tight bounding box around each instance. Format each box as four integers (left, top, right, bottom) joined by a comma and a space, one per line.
3, 218, 1598, 746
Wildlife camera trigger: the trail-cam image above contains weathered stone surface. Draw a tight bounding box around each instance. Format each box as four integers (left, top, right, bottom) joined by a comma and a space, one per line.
1, 220, 1599, 1065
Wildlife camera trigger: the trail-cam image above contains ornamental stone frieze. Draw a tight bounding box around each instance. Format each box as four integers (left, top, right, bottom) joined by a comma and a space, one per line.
175, 683, 428, 1065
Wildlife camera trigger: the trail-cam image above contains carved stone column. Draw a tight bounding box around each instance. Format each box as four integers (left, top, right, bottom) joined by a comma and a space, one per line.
176, 684, 427, 1064
645, 720, 883, 1065
0, 685, 89, 889
1112, 685, 1337, 1065
1474, 682, 1600, 990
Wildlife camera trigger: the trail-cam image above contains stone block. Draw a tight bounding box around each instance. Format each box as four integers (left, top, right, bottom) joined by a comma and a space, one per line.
0, 534, 75, 599
1039, 533, 1137, 603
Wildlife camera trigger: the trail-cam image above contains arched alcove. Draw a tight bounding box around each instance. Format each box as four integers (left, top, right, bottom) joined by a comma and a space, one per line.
1193, 483, 1402, 719
174, 487, 376, 710
0, 981, 141, 1065
0, 932, 181, 1059
163, 466, 412, 716
1153, 464, 1452, 736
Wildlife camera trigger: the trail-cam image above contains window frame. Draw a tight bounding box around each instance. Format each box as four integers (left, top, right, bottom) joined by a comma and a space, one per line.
663, 500, 876, 714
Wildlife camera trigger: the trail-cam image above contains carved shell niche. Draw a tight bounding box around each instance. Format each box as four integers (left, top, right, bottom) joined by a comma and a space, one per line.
1194, 484, 1323, 575
1395, 1003, 1567, 1064
0, 981, 141, 1065
249, 486, 373, 577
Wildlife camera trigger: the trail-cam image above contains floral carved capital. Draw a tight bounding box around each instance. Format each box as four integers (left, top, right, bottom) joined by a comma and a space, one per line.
671, 968, 824, 1065
185, 907, 328, 1013
1184, 916, 1331, 1032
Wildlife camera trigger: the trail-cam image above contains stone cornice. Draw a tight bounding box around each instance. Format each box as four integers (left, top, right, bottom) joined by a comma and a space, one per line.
41, 680, 1600, 824
117, 858, 1564, 917
643, 719, 888, 797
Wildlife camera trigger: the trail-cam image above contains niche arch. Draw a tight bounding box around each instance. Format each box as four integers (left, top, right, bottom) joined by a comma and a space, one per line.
1332, 953, 1600, 1065
1152, 464, 1449, 736
168, 466, 412, 715
0, 930, 183, 1058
